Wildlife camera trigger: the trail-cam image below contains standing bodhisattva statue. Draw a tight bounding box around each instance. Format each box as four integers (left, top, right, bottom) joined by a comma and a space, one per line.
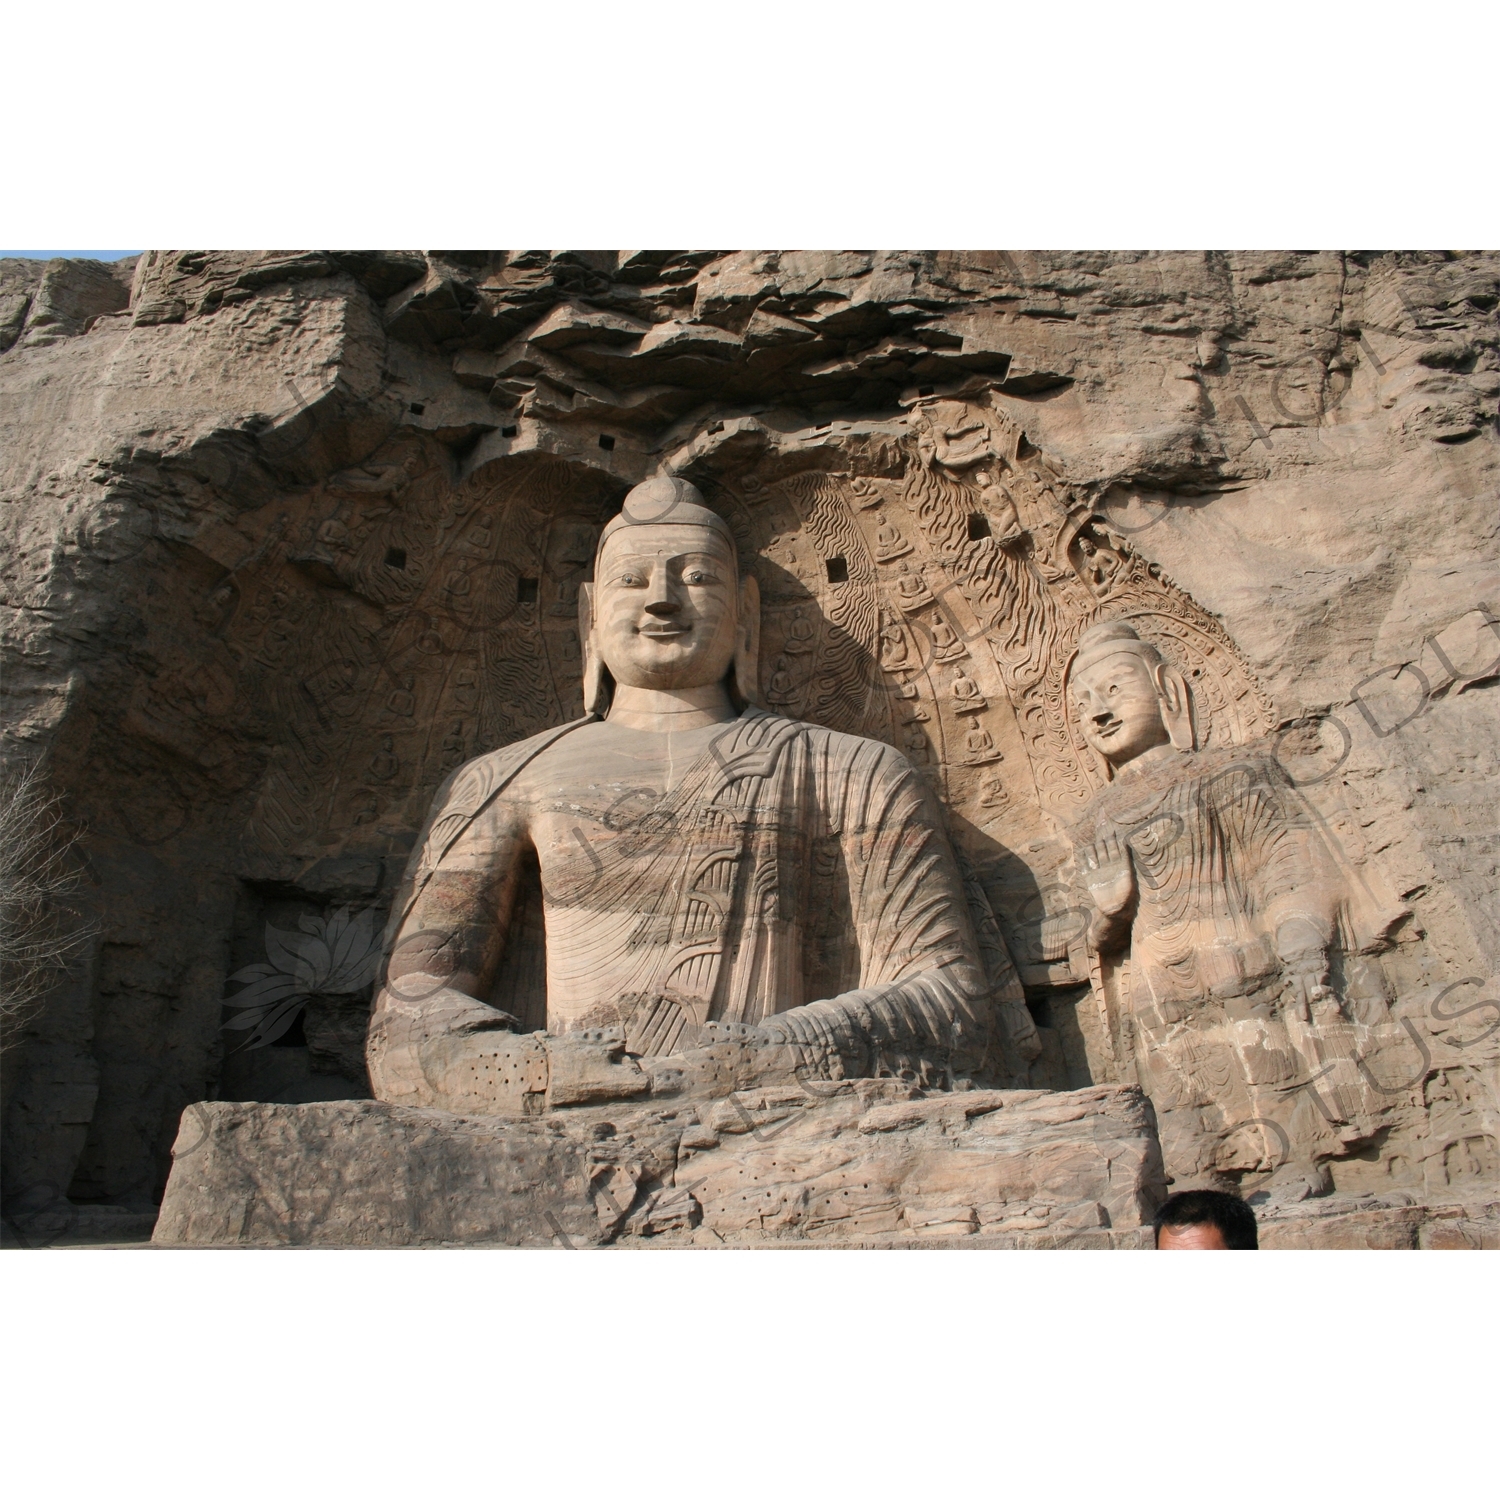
1066, 620, 1397, 1193
368, 478, 1032, 1113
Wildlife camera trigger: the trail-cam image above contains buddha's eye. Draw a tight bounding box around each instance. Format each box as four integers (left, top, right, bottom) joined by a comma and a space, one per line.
683, 569, 714, 585
618, 571, 645, 587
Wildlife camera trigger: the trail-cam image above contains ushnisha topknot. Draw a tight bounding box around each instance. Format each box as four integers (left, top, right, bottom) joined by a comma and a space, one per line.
595, 476, 737, 569
1069, 619, 1166, 676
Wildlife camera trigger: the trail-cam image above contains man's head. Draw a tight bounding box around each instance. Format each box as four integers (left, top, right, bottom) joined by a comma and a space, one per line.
581, 477, 759, 712
1067, 621, 1194, 772
1154, 1189, 1259, 1250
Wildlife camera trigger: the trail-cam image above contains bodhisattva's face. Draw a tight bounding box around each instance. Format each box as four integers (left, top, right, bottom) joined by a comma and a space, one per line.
1071, 650, 1172, 767
594, 523, 740, 690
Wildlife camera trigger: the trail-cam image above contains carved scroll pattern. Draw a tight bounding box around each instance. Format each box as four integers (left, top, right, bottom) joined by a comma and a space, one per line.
897, 399, 1277, 819
778, 471, 892, 741
693, 401, 1278, 999
721, 417, 1273, 828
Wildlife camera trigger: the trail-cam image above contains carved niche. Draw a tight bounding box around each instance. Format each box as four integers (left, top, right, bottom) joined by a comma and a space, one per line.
197, 384, 1287, 1093
695, 389, 1278, 1003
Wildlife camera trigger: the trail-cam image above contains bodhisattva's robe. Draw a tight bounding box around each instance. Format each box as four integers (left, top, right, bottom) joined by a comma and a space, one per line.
1079, 744, 1397, 1181
369, 706, 997, 1089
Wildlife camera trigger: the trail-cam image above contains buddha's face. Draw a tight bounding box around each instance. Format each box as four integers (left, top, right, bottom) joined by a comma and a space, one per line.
1071, 649, 1172, 766
593, 522, 740, 689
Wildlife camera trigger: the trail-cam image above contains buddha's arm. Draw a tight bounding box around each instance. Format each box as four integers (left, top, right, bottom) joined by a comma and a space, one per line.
384, 806, 529, 1011
761, 740, 992, 1072
367, 795, 532, 1101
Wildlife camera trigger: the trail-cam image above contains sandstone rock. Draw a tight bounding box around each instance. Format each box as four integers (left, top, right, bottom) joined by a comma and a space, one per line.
1, 250, 1495, 1246
0, 255, 132, 351
151, 1082, 1164, 1247
0, 258, 46, 352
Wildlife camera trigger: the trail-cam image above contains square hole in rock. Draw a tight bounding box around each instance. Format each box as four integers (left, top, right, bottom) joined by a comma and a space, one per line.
502, 425, 518, 438
968, 512, 991, 540
385, 548, 407, 569
825, 556, 848, 583
517, 577, 539, 605
409, 402, 425, 415
598, 434, 616, 451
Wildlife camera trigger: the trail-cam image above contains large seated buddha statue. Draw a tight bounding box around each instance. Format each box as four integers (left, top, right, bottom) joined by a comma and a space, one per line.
367, 477, 1037, 1112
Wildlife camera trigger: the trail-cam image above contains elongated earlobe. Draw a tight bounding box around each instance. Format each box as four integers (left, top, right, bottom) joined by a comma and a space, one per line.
732, 573, 762, 709
578, 582, 609, 716
1155, 662, 1195, 751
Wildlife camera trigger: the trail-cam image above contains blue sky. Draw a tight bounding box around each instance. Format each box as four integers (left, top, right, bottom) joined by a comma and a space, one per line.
1, 250, 141, 260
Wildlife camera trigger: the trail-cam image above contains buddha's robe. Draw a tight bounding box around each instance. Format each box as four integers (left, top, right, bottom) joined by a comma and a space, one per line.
374, 706, 997, 1083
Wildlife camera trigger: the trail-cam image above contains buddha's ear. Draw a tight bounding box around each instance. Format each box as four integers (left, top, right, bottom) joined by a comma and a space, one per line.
732, 572, 762, 709
578, 582, 610, 716
1153, 660, 1196, 751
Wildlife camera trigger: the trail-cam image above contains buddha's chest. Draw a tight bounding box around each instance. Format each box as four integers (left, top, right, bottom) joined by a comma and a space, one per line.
516, 724, 743, 911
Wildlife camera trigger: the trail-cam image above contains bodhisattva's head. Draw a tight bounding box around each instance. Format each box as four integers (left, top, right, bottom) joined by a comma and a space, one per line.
580, 476, 760, 714
1068, 621, 1194, 774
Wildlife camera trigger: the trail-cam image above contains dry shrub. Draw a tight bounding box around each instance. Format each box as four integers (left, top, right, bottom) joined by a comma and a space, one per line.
0, 760, 93, 1043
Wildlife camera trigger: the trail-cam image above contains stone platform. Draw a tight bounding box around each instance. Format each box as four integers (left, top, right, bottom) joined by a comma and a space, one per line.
153, 1082, 1168, 1248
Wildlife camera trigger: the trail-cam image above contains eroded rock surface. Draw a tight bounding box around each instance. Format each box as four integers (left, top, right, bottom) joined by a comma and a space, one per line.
2, 250, 1496, 1245
152, 1082, 1165, 1247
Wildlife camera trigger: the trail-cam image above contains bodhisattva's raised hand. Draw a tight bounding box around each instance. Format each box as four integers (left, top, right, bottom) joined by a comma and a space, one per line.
1083, 830, 1136, 916
1080, 830, 1136, 951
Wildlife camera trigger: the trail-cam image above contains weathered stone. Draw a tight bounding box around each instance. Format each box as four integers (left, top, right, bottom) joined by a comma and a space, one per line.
152, 1098, 602, 1247
2, 250, 1495, 1246
152, 1082, 1163, 1247
5, 257, 133, 348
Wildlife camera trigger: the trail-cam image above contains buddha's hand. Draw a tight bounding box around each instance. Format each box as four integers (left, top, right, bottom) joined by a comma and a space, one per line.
378, 975, 522, 1036
705, 1016, 838, 1076
686, 1016, 843, 1084
1275, 918, 1334, 1019
1081, 830, 1135, 918
639, 1020, 827, 1100
367, 981, 527, 1109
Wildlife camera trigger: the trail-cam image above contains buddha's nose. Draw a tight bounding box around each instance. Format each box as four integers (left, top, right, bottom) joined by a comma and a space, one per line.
644, 594, 679, 616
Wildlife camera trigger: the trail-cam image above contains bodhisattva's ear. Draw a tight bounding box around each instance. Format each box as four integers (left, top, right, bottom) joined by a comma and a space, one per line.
578, 581, 609, 716
732, 572, 762, 709
1153, 661, 1196, 751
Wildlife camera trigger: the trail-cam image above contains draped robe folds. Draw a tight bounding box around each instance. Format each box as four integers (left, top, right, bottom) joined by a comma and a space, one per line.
377, 706, 994, 1080
1077, 743, 1398, 1177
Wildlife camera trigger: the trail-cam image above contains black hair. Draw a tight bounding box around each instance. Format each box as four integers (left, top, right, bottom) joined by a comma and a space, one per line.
1153, 1189, 1259, 1250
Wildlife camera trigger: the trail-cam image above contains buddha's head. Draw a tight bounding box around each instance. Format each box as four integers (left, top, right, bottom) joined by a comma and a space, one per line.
580, 476, 760, 714
1066, 621, 1194, 776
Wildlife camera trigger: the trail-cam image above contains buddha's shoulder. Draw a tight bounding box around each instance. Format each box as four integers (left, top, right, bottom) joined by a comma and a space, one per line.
766, 712, 915, 771
434, 719, 596, 809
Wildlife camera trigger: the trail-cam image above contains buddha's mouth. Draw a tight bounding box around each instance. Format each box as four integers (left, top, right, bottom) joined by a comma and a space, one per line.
638, 623, 691, 638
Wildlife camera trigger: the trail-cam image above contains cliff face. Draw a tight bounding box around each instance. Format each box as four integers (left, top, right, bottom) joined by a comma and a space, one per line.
2, 250, 1496, 1225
